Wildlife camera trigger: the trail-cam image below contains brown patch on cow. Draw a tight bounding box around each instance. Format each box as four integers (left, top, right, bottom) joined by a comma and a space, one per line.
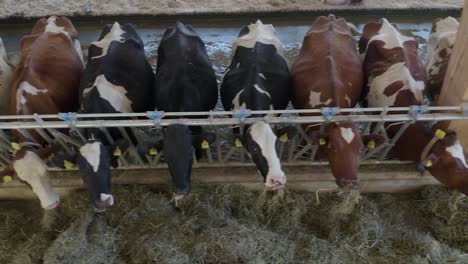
361, 18, 427, 106
383, 80, 404, 97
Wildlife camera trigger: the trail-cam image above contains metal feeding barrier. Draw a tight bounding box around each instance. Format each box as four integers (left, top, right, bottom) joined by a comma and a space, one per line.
0, 105, 467, 170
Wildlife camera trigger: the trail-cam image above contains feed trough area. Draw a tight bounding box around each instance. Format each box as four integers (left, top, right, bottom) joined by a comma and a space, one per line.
0, 7, 467, 264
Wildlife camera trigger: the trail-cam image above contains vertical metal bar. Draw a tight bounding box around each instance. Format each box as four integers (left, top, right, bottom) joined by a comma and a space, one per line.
99, 128, 128, 167
240, 124, 245, 162
216, 126, 222, 163
17, 129, 37, 143
118, 127, 145, 165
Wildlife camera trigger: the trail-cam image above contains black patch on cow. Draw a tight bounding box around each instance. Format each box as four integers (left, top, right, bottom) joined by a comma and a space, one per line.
163, 125, 193, 194
221, 43, 291, 113
154, 22, 218, 112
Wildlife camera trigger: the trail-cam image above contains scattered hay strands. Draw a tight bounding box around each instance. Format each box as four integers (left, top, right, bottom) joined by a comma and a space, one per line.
0, 185, 467, 263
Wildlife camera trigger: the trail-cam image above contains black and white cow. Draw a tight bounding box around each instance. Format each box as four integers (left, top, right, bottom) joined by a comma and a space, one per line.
220, 20, 291, 190
154, 22, 217, 204
55, 22, 154, 212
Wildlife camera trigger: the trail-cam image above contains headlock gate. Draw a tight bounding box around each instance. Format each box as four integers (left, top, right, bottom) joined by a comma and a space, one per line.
0, 106, 466, 170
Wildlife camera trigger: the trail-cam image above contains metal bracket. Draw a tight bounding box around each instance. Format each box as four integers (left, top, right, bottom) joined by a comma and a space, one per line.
409, 105, 429, 116
321, 107, 339, 122
58, 112, 77, 127
146, 111, 165, 126
234, 109, 252, 123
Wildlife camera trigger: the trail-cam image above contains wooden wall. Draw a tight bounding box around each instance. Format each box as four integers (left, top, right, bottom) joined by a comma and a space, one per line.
437, 0, 468, 145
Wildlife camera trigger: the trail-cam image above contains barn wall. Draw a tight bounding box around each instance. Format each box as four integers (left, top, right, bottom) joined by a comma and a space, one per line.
437, 0, 468, 145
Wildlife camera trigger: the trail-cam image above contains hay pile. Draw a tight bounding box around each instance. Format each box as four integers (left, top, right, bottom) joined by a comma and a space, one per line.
0, 185, 467, 264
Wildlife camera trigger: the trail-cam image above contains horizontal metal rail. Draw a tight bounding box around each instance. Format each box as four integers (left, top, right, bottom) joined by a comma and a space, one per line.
0, 105, 465, 170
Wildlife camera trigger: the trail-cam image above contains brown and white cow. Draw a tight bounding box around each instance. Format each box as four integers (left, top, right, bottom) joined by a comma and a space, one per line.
426, 17, 459, 100
0, 37, 13, 115
361, 18, 468, 195
292, 15, 382, 189
0, 17, 83, 209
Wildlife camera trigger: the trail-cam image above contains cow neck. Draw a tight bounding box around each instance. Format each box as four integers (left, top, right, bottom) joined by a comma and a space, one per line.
391, 123, 434, 162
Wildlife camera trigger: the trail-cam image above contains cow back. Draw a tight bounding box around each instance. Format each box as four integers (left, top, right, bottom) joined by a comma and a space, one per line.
221, 20, 290, 113
291, 15, 362, 110
360, 18, 426, 107
154, 22, 217, 113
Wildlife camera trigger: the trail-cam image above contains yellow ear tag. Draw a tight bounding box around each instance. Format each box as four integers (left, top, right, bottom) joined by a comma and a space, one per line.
11, 142, 20, 150
149, 148, 158, 155
113, 146, 122, 157
64, 160, 74, 169
48, 153, 55, 160
319, 138, 326, 146
235, 138, 243, 148
426, 160, 433, 167
435, 129, 446, 140
279, 133, 288, 142
201, 140, 210, 149
3, 176, 12, 183
367, 140, 376, 149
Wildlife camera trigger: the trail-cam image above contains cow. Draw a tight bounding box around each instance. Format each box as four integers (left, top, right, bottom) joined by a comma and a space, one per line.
154, 22, 218, 205
426, 16, 459, 101
220, 20, 290, 190
0, 37, 13, 115
52, 22, 155, 212
361, 18, 468, 195
291, 15, 382, 190
0, 16, 84, 209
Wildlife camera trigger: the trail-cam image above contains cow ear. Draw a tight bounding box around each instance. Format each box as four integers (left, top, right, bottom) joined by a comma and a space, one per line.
421, 153, 440, 168
309, 131, 329, 147
276, 126, 297, 143
362, 134, 386, 149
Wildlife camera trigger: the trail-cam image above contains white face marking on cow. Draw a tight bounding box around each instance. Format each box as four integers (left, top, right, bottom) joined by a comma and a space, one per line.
426, 17, 459, 76
253, 84, 271, 98
0, 38, 13, 115
91, 22, 126, 59
367, 62, 425, 107
231, 20, 287, 62
16, 81, 48, 113
309, 91, 332, 108
364, 18, 414, 53
13, 151, 59, 209
83, 74, 133, 113
249, 121, 286, 188
340, 127, 356, 144
446, 141, 468, 168
259, 73, 266, 80
79, 141, 102, 173
45, 16, 66, 34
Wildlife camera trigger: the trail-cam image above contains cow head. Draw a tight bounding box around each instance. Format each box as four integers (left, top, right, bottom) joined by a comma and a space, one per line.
242, 121, 286, 190
421, 131, 468, 194
312, 122, 384, 189
49, 140, 115, 212
11, 148, 60, 210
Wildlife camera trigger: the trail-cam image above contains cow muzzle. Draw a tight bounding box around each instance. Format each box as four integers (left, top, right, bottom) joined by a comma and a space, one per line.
265, 174, 287, 191
336, 178, 360, 190
93, 193, 114, 213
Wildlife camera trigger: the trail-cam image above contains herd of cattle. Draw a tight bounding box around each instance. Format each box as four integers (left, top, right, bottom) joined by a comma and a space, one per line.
0, 15, 466, 212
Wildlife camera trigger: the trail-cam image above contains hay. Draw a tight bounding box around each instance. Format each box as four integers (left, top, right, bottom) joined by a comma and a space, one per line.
0, 185, 467, 263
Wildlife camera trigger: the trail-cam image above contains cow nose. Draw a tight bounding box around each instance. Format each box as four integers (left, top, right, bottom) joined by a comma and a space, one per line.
266, 176, 286, 191
93, 193, 114, 213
